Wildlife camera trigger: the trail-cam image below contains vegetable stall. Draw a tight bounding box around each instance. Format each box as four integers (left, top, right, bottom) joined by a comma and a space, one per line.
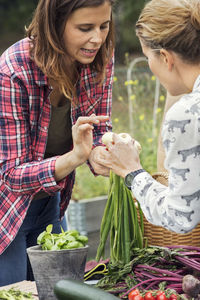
95, 245, 200, 299
88, 132, 200, 300
1, 131, 200, 300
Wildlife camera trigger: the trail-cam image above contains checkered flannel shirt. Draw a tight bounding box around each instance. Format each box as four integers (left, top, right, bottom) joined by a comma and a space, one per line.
0, 38, 113, 253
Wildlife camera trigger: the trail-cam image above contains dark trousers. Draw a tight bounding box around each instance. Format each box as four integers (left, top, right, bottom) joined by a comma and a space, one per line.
0, 193, 67, 286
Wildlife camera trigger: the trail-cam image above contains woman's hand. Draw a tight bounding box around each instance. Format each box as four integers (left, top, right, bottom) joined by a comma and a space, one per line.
55, 114, 109, 182
72, 114, 109, 164
88, 146, 110, 177
96, 133, 142, 178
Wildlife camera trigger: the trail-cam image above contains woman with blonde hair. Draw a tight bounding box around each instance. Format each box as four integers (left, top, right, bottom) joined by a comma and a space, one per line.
0, 0, 115, 285
98, 0, 200, 235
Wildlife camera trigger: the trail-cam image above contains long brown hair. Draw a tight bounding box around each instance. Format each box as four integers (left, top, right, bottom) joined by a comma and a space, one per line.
26, 0, 115, 101
136, 0, 200, 64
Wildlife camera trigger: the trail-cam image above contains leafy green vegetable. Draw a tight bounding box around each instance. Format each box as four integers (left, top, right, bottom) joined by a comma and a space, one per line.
37, 225, 88, 251
0, 287, 34, 299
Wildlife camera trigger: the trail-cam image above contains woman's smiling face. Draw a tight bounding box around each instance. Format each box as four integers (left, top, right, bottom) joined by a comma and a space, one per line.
63, 2, 112, 64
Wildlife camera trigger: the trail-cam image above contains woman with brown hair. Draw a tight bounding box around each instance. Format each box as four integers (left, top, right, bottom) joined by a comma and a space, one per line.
0, 0, 115, 285
97, 0, 200, 235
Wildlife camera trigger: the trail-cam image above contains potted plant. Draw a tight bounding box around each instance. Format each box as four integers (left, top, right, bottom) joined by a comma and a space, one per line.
27, 225, 88, 300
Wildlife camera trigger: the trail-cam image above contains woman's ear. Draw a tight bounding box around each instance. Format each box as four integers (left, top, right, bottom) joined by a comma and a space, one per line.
160, 49, 174, 71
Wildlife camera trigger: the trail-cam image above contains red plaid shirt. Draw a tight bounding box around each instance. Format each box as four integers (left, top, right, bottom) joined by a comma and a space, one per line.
0, 38, 113, 254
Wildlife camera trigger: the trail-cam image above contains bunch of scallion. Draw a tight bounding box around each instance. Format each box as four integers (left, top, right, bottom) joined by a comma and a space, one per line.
96, 171, 144, 265
0, 288, 34, 299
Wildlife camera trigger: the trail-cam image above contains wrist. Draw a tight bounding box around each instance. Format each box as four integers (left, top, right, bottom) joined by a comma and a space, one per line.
122, 164, 143, 178
70, 149, 86, 167
55, 150, 83, 181
124, 169, 146, 190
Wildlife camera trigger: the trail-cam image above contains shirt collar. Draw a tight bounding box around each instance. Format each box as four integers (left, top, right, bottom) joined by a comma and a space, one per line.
33, 65, 50, 87
192, 74, 200, 91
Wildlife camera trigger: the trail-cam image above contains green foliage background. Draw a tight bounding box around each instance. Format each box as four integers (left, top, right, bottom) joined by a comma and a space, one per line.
114, 0, 147, 61
0, 0, 147, 60
72, 60, 166, 200
0, 0, 38, 53
0, 0, 37, 33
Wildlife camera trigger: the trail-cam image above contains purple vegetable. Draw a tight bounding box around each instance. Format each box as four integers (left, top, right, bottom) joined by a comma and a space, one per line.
98, 245, 200, 298
182, 274, 200, 298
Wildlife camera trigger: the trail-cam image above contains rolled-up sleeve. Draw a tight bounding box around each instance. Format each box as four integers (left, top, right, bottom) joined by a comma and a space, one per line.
0, 73, 64, 196
93, 54, 114, 146
132, 92, 200, 234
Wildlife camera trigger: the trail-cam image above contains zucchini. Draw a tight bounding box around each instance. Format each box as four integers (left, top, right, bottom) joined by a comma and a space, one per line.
54, 279, 119, 300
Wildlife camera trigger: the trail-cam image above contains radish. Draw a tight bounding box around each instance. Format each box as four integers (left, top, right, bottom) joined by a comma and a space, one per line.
102, 132, 142, 153
182, 274, 200, 298
101, 132, 114, 146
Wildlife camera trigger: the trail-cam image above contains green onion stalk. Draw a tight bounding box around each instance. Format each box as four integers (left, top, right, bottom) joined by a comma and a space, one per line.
96, 171, 144, 266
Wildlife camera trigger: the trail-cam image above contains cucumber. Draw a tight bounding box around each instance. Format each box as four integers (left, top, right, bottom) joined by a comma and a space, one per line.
54, 279, 119, 300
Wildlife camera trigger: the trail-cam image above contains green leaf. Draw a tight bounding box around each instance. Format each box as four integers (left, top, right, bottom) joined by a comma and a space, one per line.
77, 235, 88, 245
37, 225, 87, 251
46, 224, 53, 233
66, 241, 80, 249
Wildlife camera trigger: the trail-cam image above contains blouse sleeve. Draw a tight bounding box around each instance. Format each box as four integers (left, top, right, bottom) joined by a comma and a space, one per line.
131, 94, 200, 233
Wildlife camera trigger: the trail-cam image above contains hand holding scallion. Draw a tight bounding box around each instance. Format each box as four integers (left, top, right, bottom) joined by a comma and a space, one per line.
96, 131, 144, 265
98, 132, 142, 178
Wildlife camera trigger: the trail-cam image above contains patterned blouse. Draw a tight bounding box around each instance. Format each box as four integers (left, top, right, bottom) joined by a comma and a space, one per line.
0, 38, 114, 253
132, 75, 200, 234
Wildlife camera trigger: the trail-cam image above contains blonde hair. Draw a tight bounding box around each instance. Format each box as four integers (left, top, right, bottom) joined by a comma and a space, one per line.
26, 0, 115, 101
136, 0, 200, 63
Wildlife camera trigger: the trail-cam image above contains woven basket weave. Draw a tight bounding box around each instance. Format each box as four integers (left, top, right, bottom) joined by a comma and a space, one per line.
138, 172, 200, 247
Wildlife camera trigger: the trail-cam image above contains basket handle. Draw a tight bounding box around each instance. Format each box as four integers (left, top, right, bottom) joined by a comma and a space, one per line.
152, 171, 169, 186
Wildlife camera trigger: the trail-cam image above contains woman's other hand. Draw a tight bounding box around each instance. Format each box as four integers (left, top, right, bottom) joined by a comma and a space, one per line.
88, 146, 110, 177
55, 114, 109, 181
96, 133, 142, 178
72, 114, 108, 164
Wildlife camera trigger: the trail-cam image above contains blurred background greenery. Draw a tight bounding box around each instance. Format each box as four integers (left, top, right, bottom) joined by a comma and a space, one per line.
0, 0, 147, 59
72, 59, 166, 200
0, 0, 166, 200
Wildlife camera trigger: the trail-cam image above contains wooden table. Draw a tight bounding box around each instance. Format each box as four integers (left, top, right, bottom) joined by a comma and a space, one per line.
0, 280, 38, 299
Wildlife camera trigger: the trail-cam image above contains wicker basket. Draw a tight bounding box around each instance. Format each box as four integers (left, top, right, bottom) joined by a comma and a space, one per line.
138, 172, 200, 247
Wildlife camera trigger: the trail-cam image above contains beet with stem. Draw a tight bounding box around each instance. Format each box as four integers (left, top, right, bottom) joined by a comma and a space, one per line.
182, 274, 200, 298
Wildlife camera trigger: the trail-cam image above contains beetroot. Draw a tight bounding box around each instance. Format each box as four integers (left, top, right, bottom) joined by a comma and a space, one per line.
182, 274, 200, 298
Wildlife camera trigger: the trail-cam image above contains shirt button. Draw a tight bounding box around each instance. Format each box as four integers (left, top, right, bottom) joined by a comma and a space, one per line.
38, 157, 42, 161
44, 126, 47, 131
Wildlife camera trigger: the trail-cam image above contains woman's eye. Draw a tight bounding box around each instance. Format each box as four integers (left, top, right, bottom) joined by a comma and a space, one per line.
79, 27, 91, 32
100, 25, 109, 30
78, 25, 109, 32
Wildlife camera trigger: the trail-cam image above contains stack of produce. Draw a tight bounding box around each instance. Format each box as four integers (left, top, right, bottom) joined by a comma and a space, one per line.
96, 245, 200, 299
95, 133, 200, 299
96, 132, 144, 265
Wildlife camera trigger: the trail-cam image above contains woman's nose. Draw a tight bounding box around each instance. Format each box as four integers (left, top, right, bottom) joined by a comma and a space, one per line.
90, 29, 102, 44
